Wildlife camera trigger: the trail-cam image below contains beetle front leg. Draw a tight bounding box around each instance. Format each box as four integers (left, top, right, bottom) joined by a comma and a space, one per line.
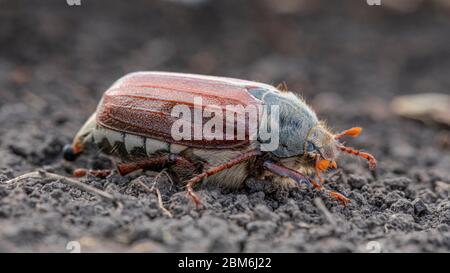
262, 161, 312, 187
263, 160, 349, 206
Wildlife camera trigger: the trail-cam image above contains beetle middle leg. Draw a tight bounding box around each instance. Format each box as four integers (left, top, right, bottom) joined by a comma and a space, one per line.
185, 150, 262, 208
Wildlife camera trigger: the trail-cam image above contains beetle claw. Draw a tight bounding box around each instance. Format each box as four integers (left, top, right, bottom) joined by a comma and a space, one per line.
310, 178, 349, 206
329, 191, 350, 206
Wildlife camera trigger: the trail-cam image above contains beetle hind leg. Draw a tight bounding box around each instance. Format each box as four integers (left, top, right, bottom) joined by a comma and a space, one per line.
72, 168, 112, 178
116, 153, 199, 176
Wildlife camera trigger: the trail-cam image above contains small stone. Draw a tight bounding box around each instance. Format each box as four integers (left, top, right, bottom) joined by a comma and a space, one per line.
254, 204, 280, 222
229, 213, 252, 226
348, 175, 367, 189
383, 177, 411, 191
412, 198, 429, 217
370, 190, 386, 208
391, 199, 414, 214
386, 213, 416, 232
417, 188, 437, 203
435, 181, 450, 195
50, 189, 63, 200
437, 224, 449, 232
0, 185, 8, 198
385, 191, 403, 205
246, 220, 277, 234
437, 201, 450, 225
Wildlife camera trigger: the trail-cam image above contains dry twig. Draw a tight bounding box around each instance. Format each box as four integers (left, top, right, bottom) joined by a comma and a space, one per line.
134, 173, 173, 218
314, 197, 336, 227
3, 170, 123, 210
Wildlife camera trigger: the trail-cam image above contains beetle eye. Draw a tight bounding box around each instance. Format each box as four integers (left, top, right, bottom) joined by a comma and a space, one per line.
306, 141, 316, 152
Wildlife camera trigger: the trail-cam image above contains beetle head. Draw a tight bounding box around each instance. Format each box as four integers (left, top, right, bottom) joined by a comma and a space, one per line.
304, 124, 377, 172
305, 123, 338, 162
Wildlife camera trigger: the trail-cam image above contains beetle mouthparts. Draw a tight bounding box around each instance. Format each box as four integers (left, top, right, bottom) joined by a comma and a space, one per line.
62, 144, 80, 161
316, 159, 337, 172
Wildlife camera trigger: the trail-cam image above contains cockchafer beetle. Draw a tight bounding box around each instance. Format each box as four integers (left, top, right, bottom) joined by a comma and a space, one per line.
63, 72, 377, 206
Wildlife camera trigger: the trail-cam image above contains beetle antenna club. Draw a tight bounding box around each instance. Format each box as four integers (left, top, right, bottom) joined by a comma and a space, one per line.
334, 127, 362, 139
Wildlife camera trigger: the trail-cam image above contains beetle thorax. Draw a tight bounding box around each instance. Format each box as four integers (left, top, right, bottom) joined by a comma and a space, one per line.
254, 90, 319, 158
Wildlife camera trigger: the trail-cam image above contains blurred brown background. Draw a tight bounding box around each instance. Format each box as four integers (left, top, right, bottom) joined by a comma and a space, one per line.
1, 0, 450, 106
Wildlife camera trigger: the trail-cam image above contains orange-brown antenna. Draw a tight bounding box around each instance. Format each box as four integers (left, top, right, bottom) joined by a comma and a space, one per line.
335, 127, 362, 139
337, 144, 377, 169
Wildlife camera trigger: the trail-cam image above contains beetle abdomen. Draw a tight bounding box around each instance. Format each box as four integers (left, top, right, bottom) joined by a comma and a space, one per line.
90, 123, 253, 187
92, 124, 187, 159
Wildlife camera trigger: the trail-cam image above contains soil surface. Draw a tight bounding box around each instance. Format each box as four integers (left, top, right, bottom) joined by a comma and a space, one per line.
0, 0, 449, 252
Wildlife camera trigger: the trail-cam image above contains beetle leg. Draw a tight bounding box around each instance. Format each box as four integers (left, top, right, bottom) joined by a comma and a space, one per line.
329, 191, 350, 205
116, 153, 195, 176
185, 150, 262, 208
315, 157, 338, 184
262, 161, 312, 187
312, 177, 349, 205
263, 160, 349, 206
310, 175, 349, 205
315, 156, 326, 183
117, 157, 168, 176
314, 156, 337, 183
73, 168, 112, 178
311, 177, 349, 205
